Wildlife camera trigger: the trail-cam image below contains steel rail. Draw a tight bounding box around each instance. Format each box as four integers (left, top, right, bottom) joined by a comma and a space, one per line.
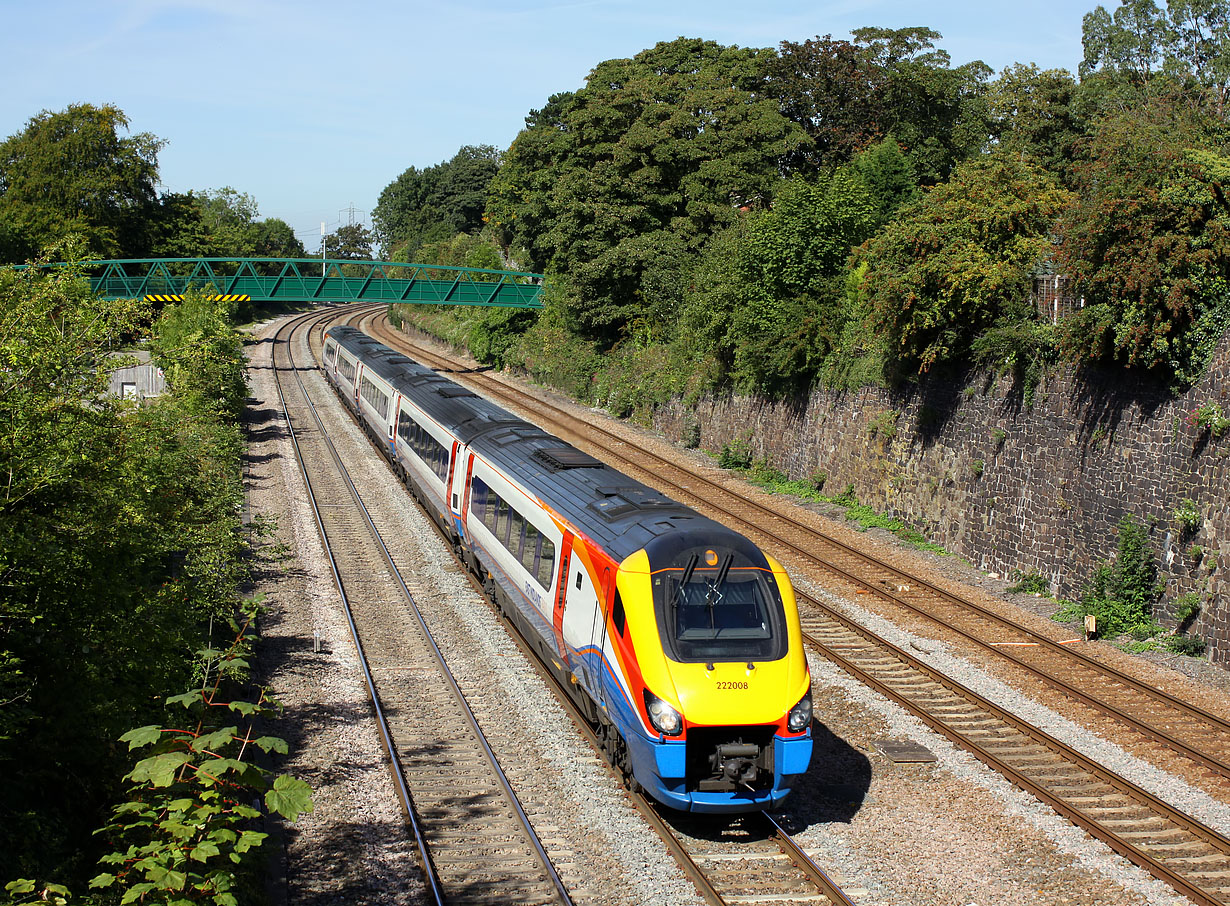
290, 310, 574, 906
365, 318, 1230, 906
270, 307, 447, 906
367, 317, 1230, 785
758, 812, 859, 906
348, 311, 853, 906
805, 617, 1230, 906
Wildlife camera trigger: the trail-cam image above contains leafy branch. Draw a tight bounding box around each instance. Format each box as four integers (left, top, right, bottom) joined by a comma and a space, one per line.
87, 598, 313, 905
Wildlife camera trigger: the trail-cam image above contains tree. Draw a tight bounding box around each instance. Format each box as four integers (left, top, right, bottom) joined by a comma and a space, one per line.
987, 64, 1085, 180
763, 35, 887, 172
323, 222, 373, 260
851, 27, 994, 184
0, 266, 251, 884
859, 151, 1073, 373
682, 173, 877, 395
1081, 0, 1230, 117
147, 188, 306, 263
373, 145, 501, 260
764, 28, 993, 182
487, 37, 806, 345
1054, 99, 1230, 382
850, 134, 919, 226
0, 104, 163, 260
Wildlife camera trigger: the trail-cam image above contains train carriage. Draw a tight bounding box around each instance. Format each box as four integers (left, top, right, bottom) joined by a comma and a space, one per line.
322, 325, 812, 813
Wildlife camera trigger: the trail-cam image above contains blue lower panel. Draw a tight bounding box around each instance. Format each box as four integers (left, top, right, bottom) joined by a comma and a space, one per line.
629, 730, 812, 814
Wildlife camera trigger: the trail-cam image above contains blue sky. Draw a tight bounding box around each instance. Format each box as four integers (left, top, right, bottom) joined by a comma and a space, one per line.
3, 0, 1094, 253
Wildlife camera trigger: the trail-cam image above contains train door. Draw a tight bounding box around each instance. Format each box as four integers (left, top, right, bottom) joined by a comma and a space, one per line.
353, 362, 362, 408
551, 533, 575, 658
590, 566, 613, 709
388, 393, 399, 447
459, 452, 475, 544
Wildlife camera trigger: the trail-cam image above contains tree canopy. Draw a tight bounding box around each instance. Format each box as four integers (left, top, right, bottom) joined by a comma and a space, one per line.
0, 104, 162, 259
373, 145, 501, 261
487, 37, 807, 345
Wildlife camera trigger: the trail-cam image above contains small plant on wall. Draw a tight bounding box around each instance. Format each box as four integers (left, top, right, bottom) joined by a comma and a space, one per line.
1173, 498, 1201, 535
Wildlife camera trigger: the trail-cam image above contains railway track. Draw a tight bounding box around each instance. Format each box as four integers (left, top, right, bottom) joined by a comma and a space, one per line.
468, 520, 857, 906
308, 308, 857, 905
271, 308, 572, 906
367, 314, 1230, 905
366, 316, 1230, 786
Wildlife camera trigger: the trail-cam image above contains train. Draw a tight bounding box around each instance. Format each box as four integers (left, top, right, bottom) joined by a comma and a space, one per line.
320, 325, 813, 813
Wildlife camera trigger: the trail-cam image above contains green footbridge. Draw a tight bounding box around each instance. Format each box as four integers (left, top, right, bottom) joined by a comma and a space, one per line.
75, 258, 545, 308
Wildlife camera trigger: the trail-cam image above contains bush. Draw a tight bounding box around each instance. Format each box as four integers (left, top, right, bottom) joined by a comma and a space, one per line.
1166, 635, 1207, 656
1008, 571, 1050, 595
1173, 498, 1201, 533
1072, 516, 1160, 636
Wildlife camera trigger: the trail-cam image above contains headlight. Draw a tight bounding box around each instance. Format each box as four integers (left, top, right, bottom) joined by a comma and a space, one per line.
643, 689, 683, 736
787, 689, 813, 733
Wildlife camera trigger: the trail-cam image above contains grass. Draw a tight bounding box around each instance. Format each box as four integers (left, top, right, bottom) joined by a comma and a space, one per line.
721, 457, 949, 555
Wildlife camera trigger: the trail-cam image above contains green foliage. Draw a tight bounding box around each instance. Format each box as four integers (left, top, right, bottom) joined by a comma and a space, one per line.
986, 64, 1084, 181
1081, 0, 1230, 117
971, 459, 984, 478
841, 502, 947, 551
3, 880, 70, 905
1173, 497, 1202, 532
1190, 401, 1230, 435
374, 145, 501, 260
90, 599, 312, 906
487, 37, 806, 345
1166, 634, 1207, 656
1172, 591, 1203, 626
0, 259, 252, 886
1008, 570, 1051, 595
1188, 543, 1205, 564
851, 135, 920, 226
681, 174, 876, 396
764, 28, 991, 183
324, 222, 374, 261
860, 151, 1073, 373
0, 104, 163, 260
866, 409, 899, 441
149, 288, 249, 421
1054, 100, 1230, 384
718, 434, 755, 470
1073, 516, 1161, 636
147, 189, 306, 263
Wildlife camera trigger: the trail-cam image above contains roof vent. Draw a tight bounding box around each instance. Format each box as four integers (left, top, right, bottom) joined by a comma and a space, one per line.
436, 386, 476, 398
533, 447, 604, 470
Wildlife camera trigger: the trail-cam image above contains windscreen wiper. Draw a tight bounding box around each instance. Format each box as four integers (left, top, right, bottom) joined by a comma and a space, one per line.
671, 553, 699, 626
705, 553, 734, 631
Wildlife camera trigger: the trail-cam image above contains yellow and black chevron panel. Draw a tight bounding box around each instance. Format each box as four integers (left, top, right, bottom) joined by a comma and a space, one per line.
143, 294, 251, 303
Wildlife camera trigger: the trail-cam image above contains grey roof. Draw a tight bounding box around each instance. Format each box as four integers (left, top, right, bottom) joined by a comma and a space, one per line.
327, 326, 745, 561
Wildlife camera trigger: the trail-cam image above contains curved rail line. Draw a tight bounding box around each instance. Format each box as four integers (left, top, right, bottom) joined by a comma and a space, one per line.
366, 314, 1230, 905
364, 316, 1230, 783
270, 307, 572, 906
309, 309, 858, 906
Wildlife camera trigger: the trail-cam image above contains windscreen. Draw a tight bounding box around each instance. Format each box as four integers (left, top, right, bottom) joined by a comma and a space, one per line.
647, 535, 787, 663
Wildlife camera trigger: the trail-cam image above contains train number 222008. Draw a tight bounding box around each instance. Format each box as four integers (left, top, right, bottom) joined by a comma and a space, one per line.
716, 681, 749, 690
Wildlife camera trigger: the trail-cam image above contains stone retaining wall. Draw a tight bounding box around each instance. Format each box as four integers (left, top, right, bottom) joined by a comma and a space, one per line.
652, 338, 1230, 667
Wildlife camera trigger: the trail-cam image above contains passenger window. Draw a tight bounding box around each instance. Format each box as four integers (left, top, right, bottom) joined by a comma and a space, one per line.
508, 512, 523, 557
524, 523, 540, 573
538, 537, 555, 589
495, 500, 509, 542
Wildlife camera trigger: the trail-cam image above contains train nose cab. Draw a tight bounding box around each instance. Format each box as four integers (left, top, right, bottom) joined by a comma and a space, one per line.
622, 532, 813, 813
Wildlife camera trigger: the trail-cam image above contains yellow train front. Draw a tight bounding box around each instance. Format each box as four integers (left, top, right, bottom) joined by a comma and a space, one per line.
593, 528, 813, 813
